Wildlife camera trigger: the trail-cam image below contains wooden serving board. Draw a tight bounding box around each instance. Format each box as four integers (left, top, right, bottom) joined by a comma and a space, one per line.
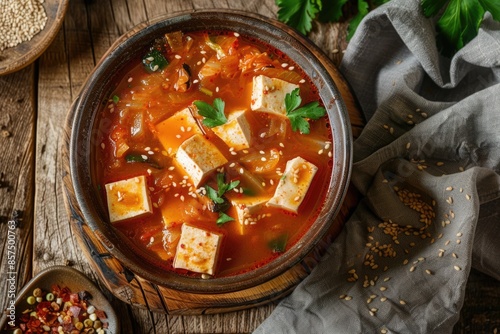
60, 43, 365, 315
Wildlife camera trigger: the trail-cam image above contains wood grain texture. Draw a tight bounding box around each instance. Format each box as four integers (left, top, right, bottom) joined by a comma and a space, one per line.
0, 65, 35, 316
1, 0, 499, 333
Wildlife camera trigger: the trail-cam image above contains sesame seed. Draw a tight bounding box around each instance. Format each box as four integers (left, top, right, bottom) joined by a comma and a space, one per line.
299, 79, 306, 84
456, 239, 461, 244
339, 294, 346, 299
446, 186, 453, 191
234, 32, 240, 37
281, 63, 288, 68
410, 266, 416, 272
406, 142, 411, 149
141, 155, 148, 160
399, 300, 407, 305
128, 77, 133, 83
174, 54, 182, 59
445, 240, 451, 246
152, 65, 159, 72
456, 232, 462, 237
452, 253, 458, 258
379, 286, 387, 291
454, 265, 462, 271
100, 143, 105, 149
288, 66, 295, 71
381, 329, 388, 334
466, 194, 471, 200
344, 296, 352, 301
175, 134, 181, 138
380, 297, 387, 302
239, 168, 244, 174
425, 269, 433, 275
318, 149, 324, 155
436, 162, 444, 166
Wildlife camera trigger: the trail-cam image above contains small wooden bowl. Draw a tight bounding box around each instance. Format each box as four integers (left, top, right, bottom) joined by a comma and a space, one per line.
67, 10, 353, 294
0, 0, 69, 76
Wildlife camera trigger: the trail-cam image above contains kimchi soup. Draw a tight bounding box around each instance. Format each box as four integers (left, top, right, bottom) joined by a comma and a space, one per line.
94, 30, 333, 278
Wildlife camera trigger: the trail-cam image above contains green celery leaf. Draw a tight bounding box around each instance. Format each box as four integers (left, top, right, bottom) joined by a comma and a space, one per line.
276, 0, 322, 35
347, 0, 370, 40
205, 185, 224, 204
437, 0, 484, 57
288, 115, 311, 133
194, 98, 227, 127
318, 0, 347, 22
142, 49, 168, 73
285, 88, 326, 134
479, 0, 500, 21
421, 0, 448, 18
268, 234, 288, 253
217, 212, 235, 226
285, 88, 302, 112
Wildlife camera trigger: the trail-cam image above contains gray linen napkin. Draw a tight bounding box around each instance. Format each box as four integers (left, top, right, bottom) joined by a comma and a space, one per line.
254, 0, 500, 333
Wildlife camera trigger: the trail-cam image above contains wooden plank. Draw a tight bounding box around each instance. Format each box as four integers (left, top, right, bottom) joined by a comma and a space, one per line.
0, 65, 35, 315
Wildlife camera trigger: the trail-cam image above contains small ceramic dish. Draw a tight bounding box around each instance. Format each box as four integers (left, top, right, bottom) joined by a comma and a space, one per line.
0, 266, 119, 333
0, 0, 69, 76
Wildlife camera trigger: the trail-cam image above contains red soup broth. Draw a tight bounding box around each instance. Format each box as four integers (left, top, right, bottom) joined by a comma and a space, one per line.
94, 30, 333, 278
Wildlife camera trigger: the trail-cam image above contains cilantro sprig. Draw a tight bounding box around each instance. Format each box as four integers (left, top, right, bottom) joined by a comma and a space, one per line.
285, 88, 326, 134
193, 98, 227, 128
276, 0, 500, 57
204, 173, 240, 226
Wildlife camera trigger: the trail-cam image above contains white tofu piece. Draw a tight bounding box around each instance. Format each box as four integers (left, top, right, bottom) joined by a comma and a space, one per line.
266, 157, 318, 214
105, 175, 153, 223
211, 110, 252, 151
173, 223, 223, 275
251, 75, 299, 116
175, 133, 228, 187
155, 107, 203, 155
231, 196, 269, 233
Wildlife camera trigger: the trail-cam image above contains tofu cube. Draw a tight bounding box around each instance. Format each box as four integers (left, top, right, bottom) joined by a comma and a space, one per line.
211, 110, 252, 151
266, 157, 318, 214
251, 75, 299, 116
173, 224, 223, 275
175, 133, 228, 187
231, 196, 269, 232
155, 107, 203, 155
105, 175, 153, 223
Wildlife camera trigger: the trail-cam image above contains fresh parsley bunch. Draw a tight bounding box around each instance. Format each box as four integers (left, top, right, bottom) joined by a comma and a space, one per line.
276, 0, 500, 56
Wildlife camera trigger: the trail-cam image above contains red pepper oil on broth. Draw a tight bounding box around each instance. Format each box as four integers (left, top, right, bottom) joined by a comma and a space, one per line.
94, 31, 333, 277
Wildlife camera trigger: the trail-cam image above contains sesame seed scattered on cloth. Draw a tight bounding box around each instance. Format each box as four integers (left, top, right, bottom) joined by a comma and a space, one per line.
0, 0, 48, 51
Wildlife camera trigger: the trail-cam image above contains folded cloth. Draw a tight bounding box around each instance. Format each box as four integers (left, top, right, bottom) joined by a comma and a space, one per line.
254, 0, 500, 333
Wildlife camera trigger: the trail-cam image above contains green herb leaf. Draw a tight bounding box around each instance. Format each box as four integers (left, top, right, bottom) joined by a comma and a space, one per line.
142, 49, 169, 73
125, 153, 147, 163
285, 88, 326, 134
275, 0, 322, 35
268, 234, 288, 253
193, 98, 228, 128
206, 185, 225, 204
421, 0, 448, 17
204, 173, 240, 225
112, 95, 120, 104
318, 0, 347, 22
216, 212, 235, 226
478, 0, 500, 21
347, 0, 370, 41
436, 0, 485, 57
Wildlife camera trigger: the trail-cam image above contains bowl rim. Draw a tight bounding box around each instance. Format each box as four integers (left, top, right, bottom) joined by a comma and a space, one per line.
68, 9, 353, 293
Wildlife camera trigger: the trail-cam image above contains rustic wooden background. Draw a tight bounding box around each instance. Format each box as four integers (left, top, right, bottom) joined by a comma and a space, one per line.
0, 0, 499, 333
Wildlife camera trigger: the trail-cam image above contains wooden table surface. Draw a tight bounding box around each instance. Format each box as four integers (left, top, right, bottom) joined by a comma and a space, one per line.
1, 0, 499, 333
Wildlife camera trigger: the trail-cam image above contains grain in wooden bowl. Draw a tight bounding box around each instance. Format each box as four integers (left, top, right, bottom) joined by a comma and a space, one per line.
0, 0, 69, 76
67, 10, 353, 294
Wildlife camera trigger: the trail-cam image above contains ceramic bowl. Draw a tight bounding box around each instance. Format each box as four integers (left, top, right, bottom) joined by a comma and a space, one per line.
0, 266, 119, 333
68, 10, 352, 293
